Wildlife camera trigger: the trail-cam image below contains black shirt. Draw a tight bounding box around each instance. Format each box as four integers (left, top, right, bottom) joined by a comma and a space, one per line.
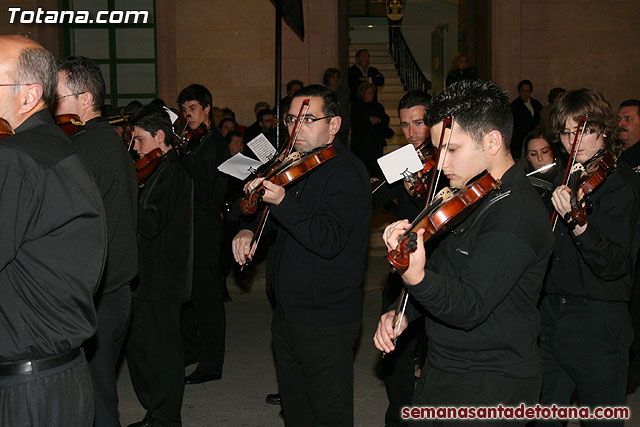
135, 149, 193, 303
0, 110, 107, 360
71, 117, 138, 294
255, 140, 372, 327
621, 140, 640, 173
404, 164, 554, 378
546, 161, 640, 301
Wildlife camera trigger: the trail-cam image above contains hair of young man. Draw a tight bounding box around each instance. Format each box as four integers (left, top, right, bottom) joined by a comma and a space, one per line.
425, 80, 513, 149
257, 108, 273, 123
549, 88, 621, 156
355, 49, 367, 59
130, 104, 174, 146
517, 79, 533, 92
57, 56, 106, 112
291, 84, 340, 120
176, 84, 213, 111
12, 47, 58, 107
286, 79, 304, 93
322, 68, 339, 86
398, 90, 431, 113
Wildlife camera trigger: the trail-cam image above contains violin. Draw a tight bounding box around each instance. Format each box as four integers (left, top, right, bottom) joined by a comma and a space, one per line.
239, 144, 337, 215
0, 118, 14, 141
563, 149, 616, 227
387, 172, 500, 274
370, 140, 436, 194
55, 113, 85, 137
177, 122, 207, 153
551, 115, 588, 229
134, 147, 164, 187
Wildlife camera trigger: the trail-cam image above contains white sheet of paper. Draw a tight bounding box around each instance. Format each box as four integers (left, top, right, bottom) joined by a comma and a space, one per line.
217, 153, 263, 180
246, 134, 277, 164
377, 144, 424, 184
163, 106, 179, 124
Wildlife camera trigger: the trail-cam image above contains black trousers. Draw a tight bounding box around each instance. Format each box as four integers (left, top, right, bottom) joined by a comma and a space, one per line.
382, 273, 425, 427
412, 363, 541, 426
271, 308, 361, 427
537, 295, 632, 427
0, 350, 93, 427
628, 264, 640, 382
127, 298, 184, 427
86, 283, 132, 427
181, 211, 225, 375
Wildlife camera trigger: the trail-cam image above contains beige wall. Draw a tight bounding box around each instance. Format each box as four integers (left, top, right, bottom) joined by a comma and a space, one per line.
172, 0, 340, 125
492, 0, 640, 109
0, 0, 61, 57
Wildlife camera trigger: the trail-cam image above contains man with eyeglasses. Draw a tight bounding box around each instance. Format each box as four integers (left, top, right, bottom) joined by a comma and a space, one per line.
232, 85, 371, 425
0, 36, 106, 425
55, 55, 138, 427
536, 89, 640, 424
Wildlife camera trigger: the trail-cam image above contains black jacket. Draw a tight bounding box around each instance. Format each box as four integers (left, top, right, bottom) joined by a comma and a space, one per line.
253, 141, 372, 326
71, 117, 138, 294
404, 164, 554, 378
135, 149, 193, 303
511, 97, 543, 159
0, 110, 106, 360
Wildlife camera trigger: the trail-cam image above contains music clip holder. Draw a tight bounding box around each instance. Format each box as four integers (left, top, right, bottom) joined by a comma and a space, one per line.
377, 144, 423, 184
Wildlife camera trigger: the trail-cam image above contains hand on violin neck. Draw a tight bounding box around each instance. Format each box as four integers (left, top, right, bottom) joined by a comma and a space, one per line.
382, 220, 426, 285
551, 185, 588, 235
260, 180, 285, 206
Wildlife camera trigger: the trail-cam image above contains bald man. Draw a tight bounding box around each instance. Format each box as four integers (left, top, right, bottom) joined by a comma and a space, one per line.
0, 36, 106, 425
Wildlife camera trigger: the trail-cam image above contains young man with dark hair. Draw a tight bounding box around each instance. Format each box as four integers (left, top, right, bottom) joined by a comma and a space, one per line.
126, 104, 193, 427
537, 89, 640, 422
56, 55, 139, 427
375, 80, 554, 422
177, 83, 229, 385
232, 84, 371, 425
374, 89, 431, 427
0, 35, 107, 426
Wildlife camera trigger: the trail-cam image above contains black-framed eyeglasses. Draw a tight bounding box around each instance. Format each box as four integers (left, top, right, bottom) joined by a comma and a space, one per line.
56, 92, 86, 100
283, 115, 335, 127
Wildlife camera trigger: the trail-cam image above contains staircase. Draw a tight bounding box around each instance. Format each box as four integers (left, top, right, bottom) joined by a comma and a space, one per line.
348, 42, 406, 154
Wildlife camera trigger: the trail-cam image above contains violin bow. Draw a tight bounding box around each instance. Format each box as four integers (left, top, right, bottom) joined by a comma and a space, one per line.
385, 117, 455, 357
550, 115, 588, 231
241, 99, 311, 271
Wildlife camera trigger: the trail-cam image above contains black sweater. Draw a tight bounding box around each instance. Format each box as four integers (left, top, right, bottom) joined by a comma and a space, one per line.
253, 141, 372, 326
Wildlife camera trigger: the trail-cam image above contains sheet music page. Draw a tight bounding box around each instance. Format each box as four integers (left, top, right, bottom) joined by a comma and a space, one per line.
217, 153, 263, 180
246, 134, 277, 164
377, 144, 423, 184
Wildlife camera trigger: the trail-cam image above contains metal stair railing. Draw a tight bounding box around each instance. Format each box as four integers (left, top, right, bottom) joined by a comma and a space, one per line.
388, 25, 431, 93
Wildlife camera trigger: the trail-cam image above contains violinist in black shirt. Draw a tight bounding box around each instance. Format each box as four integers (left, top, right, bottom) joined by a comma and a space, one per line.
126, 105, 193, 427
56, 55, 138, 427
0, 35, 107, 426
232, 85, 371, 426
177, 84, 229, 385
537, 89, 640, 424
375, 80, 554, 424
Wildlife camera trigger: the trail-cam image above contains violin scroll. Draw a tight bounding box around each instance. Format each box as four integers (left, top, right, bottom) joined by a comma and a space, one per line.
0, 118, 14, 141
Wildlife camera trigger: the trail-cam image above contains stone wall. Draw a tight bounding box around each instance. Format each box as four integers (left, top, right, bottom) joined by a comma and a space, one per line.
492, 0, 640, 109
